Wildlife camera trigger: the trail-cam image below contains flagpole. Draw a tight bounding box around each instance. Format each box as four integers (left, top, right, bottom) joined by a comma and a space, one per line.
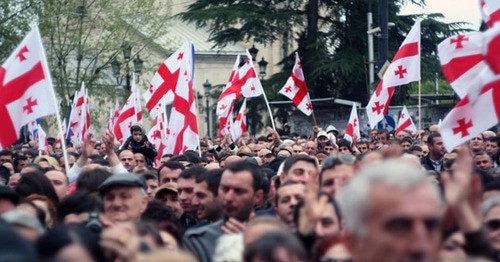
261, 89, 277, 131
35, 26, 70, 174
418, 80, 422, 129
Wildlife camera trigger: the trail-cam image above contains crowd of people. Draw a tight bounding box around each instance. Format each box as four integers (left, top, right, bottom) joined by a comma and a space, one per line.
0, 122, 499, 262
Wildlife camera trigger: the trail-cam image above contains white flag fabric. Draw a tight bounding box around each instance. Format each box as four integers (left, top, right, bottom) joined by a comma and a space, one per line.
366, 19, 421, 128
0, 26, 57, 149
366, 81, 395, 128
113, 78, 142, 143
395, 105, 417, 135
438, 32, 486, 98
344, 103, 360, 144
480, 0, 500, 28
67, 83, 91, 145
148, 102, 168, 167
382, 18, 421, 89
164, 42, 199, 155
218, 55, 240, 137
37, 124, 48, 154
278, 53, 313, 116
440, 73, 500, 152
231, 99, 247, 140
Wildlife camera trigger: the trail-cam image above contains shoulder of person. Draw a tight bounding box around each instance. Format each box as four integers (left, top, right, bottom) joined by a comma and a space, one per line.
184, 220, 224, 238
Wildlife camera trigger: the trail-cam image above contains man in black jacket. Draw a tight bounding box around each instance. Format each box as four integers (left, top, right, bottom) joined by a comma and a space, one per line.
421, 133, 446, 172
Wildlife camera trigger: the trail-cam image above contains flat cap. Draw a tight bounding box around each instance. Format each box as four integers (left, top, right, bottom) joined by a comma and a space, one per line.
98, 173, 146, 195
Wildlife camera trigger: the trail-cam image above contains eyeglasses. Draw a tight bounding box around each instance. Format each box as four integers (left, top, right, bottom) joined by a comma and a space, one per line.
322, 154, 356, 169
485, 218, 500, 231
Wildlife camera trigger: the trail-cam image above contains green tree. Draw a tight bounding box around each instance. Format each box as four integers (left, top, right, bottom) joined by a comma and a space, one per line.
180, 0, 466, 128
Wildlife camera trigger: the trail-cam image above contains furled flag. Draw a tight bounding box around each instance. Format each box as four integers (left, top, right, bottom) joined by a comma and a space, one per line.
37, 124, 48, 155
217, 51, 264, 137
107, 100, 120, 134
164, 42, 199, 155
67, 83, 90, 145
145, 45, 184, 118
278, 52, 313, 116
148, 102, 168, 168
28, 118, 41, 140
218, 55, 240, 137
0, 26, 57, 149
114, 75, 143, 143
231, 99, 247, 140
395, 105, 417, 135
344, 103, 360, 144
438, 32, 486, 99
366, 18, 421, 128
480, 0, 500, 28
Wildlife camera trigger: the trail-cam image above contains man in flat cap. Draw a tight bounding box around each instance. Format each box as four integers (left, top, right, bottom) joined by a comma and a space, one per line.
99, 173, 148, 223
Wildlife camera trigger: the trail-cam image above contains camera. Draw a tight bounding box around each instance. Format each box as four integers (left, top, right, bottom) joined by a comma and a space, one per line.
85, 211, 103, 234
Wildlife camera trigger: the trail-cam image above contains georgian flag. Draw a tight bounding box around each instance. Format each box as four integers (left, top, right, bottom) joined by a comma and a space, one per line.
381, 18, 421, 89
113, 77, 142, 143
366, 18, 421, 128
440, 71, 500, 152
0, 26, 57, 149
231, 99, 247, 140
28, 118, 41, 140
438, 32, 486, 99
344, 103, 360, 144
148, 101, 168, 167
217, 51, 264, 137
395, 105, 417, 135
480, 0, 500, 28
164, 42, 199, 155
278, 53, 313, 116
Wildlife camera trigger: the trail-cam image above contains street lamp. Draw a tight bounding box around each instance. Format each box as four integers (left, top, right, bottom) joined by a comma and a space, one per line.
203, 80, 212, 138
258, 57, 268, 79
249, 45, 259, 61
111, 42, 144, 91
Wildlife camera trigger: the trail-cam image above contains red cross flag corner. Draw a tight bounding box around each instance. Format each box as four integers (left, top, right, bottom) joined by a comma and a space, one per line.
344, 103, 360, 144
278, 52, 313, 116
0, 26, 57, 149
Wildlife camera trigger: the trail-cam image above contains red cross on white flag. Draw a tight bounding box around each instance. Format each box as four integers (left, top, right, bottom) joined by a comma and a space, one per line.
148, 101, 168, 167
164, 42, 199, 155
0, 26, 57, 149
395, 105, 417, 135
231, 98, 247, 140
440, 71, 500, 152
366, 19, 420, 128
381, 18, 421, 89
438, 32, 486, 99
278, 52, 313, 116
480, 0, 500, 28
113, 75, 143, 143
344, 103, 360, 144
37, 124, 49, 155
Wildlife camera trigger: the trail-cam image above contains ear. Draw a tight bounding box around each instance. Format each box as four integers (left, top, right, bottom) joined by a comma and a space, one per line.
279, 172, 286, 183
254, 189, 264, 204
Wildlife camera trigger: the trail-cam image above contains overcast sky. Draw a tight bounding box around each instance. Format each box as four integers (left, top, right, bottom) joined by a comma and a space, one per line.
399, 0, 482, 30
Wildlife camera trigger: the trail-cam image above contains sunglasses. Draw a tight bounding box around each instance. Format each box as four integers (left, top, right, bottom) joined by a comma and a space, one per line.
486, 219, 500, 231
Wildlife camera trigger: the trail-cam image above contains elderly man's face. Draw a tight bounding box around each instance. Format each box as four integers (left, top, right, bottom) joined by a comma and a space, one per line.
349, 183, 441, 262
103, 186, 148, 223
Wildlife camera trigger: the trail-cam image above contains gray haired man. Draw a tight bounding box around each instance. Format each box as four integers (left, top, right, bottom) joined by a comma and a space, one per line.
338, 160, 443, 262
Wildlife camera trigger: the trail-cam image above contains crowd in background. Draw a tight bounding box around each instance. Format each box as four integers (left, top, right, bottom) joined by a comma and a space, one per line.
0, 123, 499, 262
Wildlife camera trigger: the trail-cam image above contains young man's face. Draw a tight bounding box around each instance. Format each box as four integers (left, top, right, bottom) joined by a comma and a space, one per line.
132, 131, 143, 143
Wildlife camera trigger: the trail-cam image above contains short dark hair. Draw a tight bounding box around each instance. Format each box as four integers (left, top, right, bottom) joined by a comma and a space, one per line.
283, 155, 316, 175
131, 125, 142, 133
195, 168, 223, 197
143, 172, 158, 182
408, 145, 422, 152
179, 166, 206, 180
223, 161, 263, 192
244, 231, 306, 262
275, 180, 301, 207
76, 167, 113, 194
427, 133, 442, 146
0, 150, 13, 157
57, 190, 103, 221
378, 129, 389, 138
157, 161, 185, 177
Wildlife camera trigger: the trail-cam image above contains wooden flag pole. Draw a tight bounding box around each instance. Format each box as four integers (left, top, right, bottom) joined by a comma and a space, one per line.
418, 80, 422, 129
35, 25, 70, 174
